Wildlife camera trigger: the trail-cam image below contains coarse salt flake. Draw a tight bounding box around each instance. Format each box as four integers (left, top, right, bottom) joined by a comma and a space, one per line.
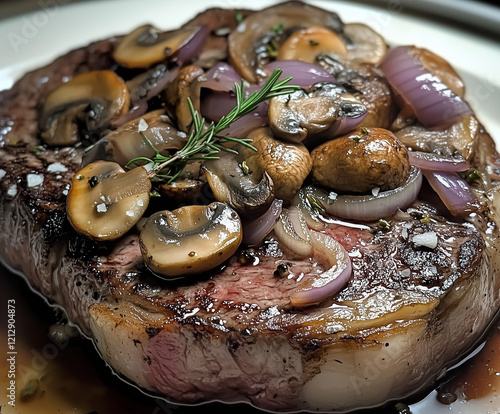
412, 231, 438, 249
96, 203, 107, 213
0, 169, 6, 180
138, 118, 149, 132
47, 162, 68, 173
27, 173, 44, 188
6, 184, 17, 198
125, 210, 135, 217
372, 187, 380, 196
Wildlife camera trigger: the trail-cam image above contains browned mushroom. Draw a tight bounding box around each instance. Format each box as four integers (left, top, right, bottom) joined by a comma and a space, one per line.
277, 26, 347, 63
165, 65, 205, 133
227, 1, 343, 83
238, 127, 312, 202
67, 161, 151, 241
203, 151, 274, 217
40, 70, 130, 146
329, 63, 397, 129
343, 23, 387, 65
395, 114, 479, 162
112, 24, 205, 69
158, 160, 205, 205
83, 110, 188, 167
268, 83, 366, 144
311, 127, 410, 193
139, 202, 242, 278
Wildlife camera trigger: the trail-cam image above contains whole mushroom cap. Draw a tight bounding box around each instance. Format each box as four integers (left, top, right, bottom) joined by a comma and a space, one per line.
240, 127, 313, 203
311, 127, 410, 194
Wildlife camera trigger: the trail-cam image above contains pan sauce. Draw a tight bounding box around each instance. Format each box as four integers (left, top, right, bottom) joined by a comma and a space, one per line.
0, 266, 498, 414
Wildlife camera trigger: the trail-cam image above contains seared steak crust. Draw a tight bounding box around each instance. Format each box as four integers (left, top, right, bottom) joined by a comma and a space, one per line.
1, 3, 500, 413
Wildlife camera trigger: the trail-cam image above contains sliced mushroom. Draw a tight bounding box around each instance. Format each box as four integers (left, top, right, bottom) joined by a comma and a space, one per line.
238, 127, 312, 202
112, 25, 205, 68
203, 151, 274, 217
158, 160, 205, 205
165, 65, 205, 133
67, 161, 151, 241
140, 202, 242, 278
40, 70, 130, 146
276, 26, 347, 63
83, 110, 187, 167
268, 83, 366, 143
343, 23, 387, 65
325, 62, 397, 129
311, 127, 410, 193
158, 178, 205, 205
395, 114, 479, 162
228, 1, 343, 83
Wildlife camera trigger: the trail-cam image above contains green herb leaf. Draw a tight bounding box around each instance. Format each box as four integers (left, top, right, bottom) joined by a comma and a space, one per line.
377, 219, 393, 231
464, 168, 482, 184
306, 194, 326, 215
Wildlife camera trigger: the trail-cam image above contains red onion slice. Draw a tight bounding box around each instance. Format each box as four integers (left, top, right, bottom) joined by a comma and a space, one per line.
315, 107, 368, 139
290, 230, 352, 308
175, 25, 209, 65
273, 207, 314, 258
312, 166, 423, 221
220, 108, 269, 138
262, 60, 336, 88
242, 199, 283, 246
203, 62, 247, 92
201, 91, 268, 137
423, 170, 478, 217
200, 63, 263, 131
379, 46, 472, 129
201, 90, 240, 122
408, 151, 470, 172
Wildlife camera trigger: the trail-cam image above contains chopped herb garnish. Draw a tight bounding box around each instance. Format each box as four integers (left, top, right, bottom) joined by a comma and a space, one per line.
306, 193, 326, 215
420, 215, 431, 223
150, 189, 161, 198
309, 39, 319, 46
377, 219, 393, 231
350, 135, 362, 142
265, 39, 280, 58
31, 145, 45, 155
240, 160, 251, 175
271, 22, 285, 34
464, 168, 482, 184
360, 127, 370, 135
127, 69, 300, 184
235, 12, 244, 24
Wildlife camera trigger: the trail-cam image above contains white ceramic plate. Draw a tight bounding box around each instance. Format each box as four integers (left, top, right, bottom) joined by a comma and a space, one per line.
0, 1, 499, 413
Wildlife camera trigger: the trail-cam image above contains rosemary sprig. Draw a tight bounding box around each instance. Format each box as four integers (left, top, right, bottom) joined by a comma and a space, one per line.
126, 68, 300, 184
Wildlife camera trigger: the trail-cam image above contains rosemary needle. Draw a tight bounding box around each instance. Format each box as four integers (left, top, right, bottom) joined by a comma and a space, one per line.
127, 68, 300, 184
